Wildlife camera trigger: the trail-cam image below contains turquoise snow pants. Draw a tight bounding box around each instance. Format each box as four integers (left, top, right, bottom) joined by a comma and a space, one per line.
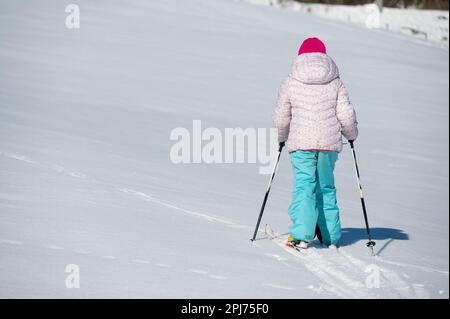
288, 150, 341, 245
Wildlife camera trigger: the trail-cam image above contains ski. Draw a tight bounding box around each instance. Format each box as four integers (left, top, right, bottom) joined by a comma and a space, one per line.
264, 224, 307, 253
265, 224, 338, 253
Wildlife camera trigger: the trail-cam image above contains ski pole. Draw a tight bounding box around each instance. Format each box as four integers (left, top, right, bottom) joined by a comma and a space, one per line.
349, 140, 376, 255
250, 142, 284, 242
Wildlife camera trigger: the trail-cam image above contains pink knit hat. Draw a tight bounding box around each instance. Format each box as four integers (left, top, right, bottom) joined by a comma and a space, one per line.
298, 37, 327, 55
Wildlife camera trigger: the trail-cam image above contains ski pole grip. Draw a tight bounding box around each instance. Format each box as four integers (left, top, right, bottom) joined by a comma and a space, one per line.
349, 140, 355, 148
278, 141, 285, 152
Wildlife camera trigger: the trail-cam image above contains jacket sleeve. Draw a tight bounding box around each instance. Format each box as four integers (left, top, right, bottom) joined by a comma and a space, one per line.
336, 81, 358, 141
272, 79, 292, 143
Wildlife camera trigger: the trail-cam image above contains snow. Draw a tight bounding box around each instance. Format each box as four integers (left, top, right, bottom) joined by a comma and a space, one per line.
0, 0, 448, 298
244, 0, 450, 45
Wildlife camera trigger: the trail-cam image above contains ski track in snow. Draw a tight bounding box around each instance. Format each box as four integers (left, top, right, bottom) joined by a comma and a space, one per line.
0, 150, 445, 298
0, 238, 234, 284
375, 257, 450, 276
0, 151, 35, 164
1, 150, 242, 227
0, 239, 22, 246
262, 283, 296, 291
120, 188, 238, 226
265, 227, 434, 298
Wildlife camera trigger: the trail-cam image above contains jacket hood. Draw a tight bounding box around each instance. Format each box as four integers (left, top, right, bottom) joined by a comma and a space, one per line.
289, 53, 339, 85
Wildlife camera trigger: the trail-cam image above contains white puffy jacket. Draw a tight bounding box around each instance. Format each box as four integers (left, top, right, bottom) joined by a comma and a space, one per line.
273, 53, 358, 153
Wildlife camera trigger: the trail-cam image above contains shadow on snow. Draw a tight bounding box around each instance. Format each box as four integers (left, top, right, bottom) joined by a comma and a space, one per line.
340, 227, 409, 255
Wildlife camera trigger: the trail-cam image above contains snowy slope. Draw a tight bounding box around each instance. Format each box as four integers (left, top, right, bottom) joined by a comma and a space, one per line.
244, 0, 450, 45
0, 0, 448, 298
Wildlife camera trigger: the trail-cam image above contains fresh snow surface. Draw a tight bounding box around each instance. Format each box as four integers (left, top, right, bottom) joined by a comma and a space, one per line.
0, 0, 448, 298
244, 0, 449, 45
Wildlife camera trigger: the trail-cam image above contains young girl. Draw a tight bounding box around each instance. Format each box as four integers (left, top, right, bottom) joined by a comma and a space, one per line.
273, 37, 358, 249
